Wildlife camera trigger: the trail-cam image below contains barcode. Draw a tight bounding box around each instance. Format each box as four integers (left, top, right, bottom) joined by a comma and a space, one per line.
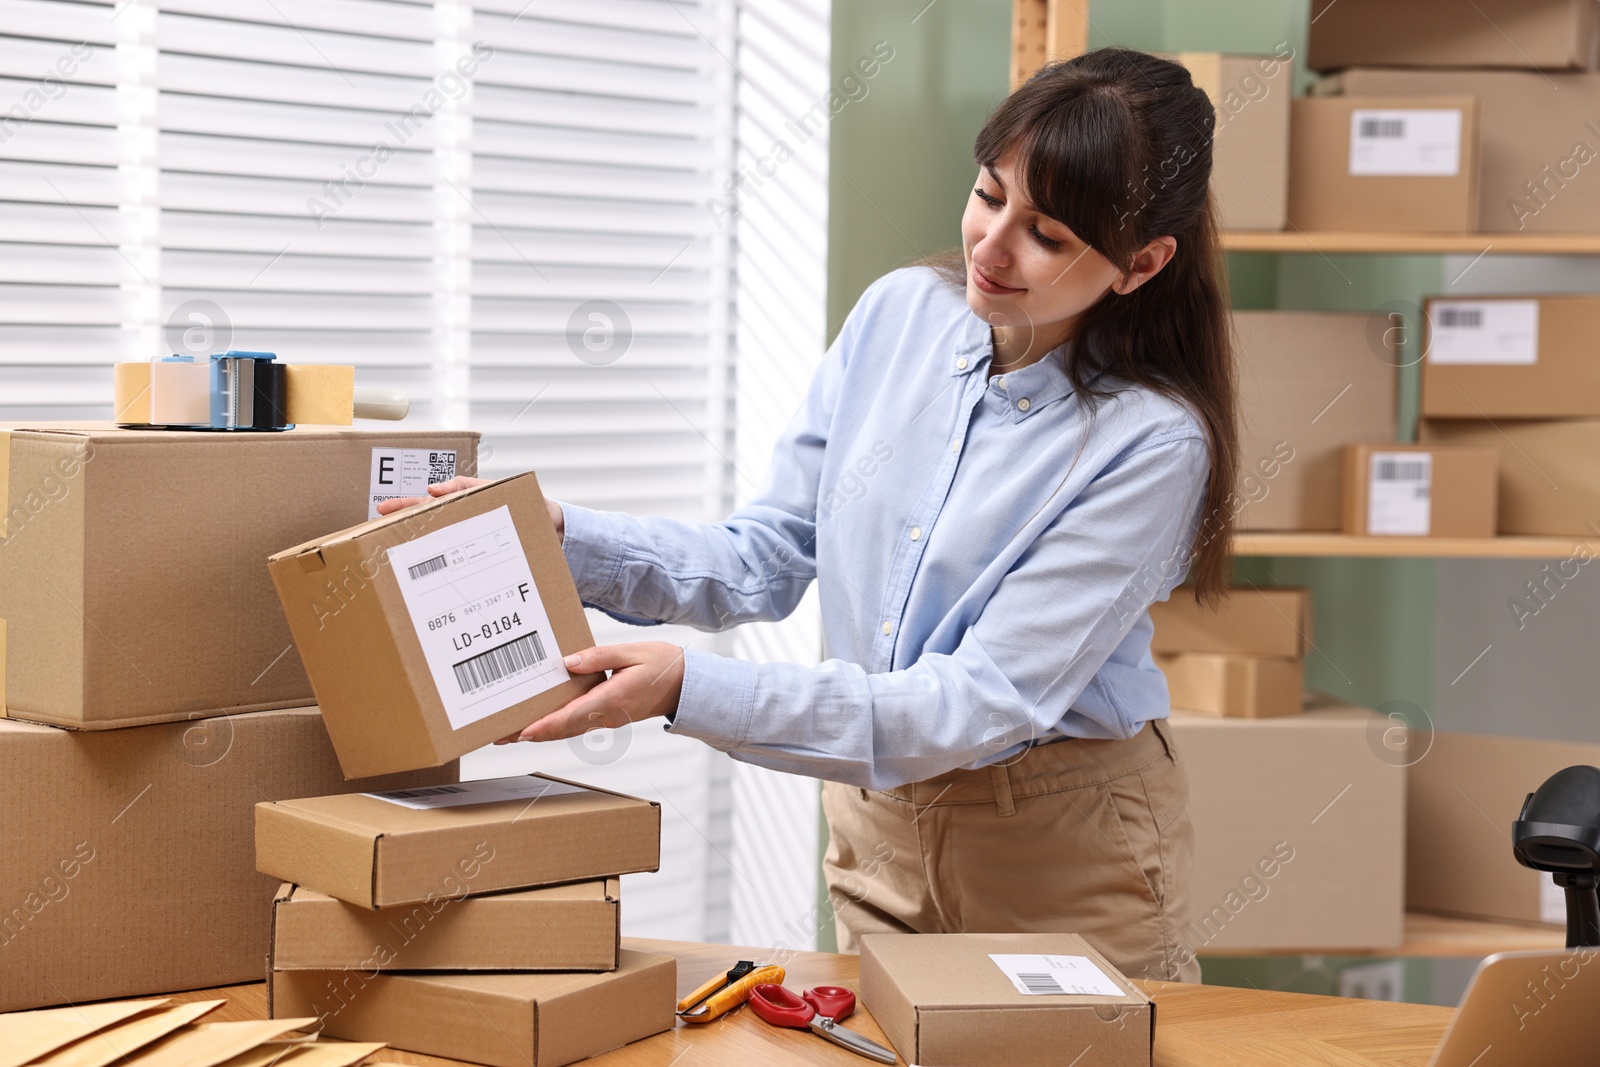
453, 631, 547, 694
428, 450, 456, 484
377, 785, 467, 800
1375, 459, 1430, 482
1438, 307, 1483, 329
1017, 973, 1064, 994
408, 554, 447, 580
1358, 118, 1405, 139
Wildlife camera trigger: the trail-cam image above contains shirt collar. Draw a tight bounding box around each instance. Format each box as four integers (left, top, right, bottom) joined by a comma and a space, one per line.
951, 312, 1079, 422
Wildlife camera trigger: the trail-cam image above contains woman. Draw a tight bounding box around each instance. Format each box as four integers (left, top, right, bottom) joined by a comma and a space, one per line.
382, 47, 1237, 984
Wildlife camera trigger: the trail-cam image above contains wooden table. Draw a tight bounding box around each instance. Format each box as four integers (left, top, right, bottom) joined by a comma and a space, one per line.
154, 938, 1455, 1066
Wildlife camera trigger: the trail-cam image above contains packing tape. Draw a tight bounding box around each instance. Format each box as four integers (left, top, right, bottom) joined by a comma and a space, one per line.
282, 364, 355, 425
113, 362, 153, 424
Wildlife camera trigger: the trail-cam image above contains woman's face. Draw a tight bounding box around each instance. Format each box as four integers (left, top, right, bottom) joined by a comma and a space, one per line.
960, 147, 1153, 350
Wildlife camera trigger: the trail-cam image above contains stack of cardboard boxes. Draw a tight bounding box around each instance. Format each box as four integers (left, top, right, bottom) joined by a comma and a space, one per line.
0, 424, 476, 1012
1150, 587, 1310, 719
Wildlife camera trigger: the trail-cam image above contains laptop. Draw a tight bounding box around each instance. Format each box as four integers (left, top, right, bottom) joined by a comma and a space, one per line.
1431, 949, 1600, 1066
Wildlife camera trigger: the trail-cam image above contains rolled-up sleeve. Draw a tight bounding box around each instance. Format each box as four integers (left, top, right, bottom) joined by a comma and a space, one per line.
665, 431, 1210, 790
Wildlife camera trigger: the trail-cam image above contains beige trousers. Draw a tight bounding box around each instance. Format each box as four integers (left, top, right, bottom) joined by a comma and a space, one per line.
821, 718, 1202, 984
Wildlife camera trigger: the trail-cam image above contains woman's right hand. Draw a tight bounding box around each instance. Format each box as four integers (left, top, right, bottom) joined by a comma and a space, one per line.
373, 475, 565, 543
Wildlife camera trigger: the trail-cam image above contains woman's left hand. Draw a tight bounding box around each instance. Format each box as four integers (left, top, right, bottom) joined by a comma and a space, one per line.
495, 641, 685, 744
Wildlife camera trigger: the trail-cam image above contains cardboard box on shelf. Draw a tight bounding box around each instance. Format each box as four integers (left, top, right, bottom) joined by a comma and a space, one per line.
269, 472, 597, 778
270, 879, 621, 972
1233, 311, 1398, 531
271, 949, 677, 1067
1157, 652, 1304, 719
1150, 586, 1310, 657
1169, 700, 1406, 952
1320, 68, 1600, 234
0, 707, 454, 1013
1170, 51, 1292, 231
1308, 0, 1600, 73
1288, 96, 1481, 233
1409, 731, 1600, 926
1341, 443, 1498, 538
1421, 296, 1600, 418
0, 423, 478, 729
1419, 418, 1600, 536
255, 774, 660, 909
859, 933, 1154, 1067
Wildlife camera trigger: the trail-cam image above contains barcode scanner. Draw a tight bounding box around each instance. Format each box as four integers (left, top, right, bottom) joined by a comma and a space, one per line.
1512, 765, 1600, 948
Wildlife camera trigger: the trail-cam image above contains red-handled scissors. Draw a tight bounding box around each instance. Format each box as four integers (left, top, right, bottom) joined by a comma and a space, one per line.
748, 983, 897, 1063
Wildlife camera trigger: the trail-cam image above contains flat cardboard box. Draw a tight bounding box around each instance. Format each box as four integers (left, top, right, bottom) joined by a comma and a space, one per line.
1288, 96, 1481, 233
271, 948, 676, 1067
1323, 68, 1600, 234
1233, 311, 1398, 531
1419, 418, 1600, 536
255, 773, 661, 908
1149, 586, 1310, 656
1170, 700, 1406, 951
0, 707, 454, 1012
270, 879, 621, 972
1341, 443, 1498, 538
1156, 652, 1304, 719
0, 423, 478, 729
1410, 731, 1600, 925
1172, 52, 1291, 231
1308, 0, 1600, 72
1422, 296, 1600, 418
269, 472, 598, 778
859, 932, 1154, 1067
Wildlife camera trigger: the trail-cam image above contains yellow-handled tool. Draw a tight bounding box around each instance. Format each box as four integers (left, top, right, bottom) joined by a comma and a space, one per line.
677, 960, 786, 1022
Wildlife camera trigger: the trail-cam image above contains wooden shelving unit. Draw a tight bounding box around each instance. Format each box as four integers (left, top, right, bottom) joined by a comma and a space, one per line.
1235, 532, 1600, 560
1198, 911, 1568, 959
1224, 230, 1600, 256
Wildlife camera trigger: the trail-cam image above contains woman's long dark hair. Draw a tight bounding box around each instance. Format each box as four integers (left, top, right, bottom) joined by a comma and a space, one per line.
928, 47, 1238, 605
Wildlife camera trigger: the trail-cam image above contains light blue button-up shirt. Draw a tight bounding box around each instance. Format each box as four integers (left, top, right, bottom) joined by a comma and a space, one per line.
558, 265, 1211, 791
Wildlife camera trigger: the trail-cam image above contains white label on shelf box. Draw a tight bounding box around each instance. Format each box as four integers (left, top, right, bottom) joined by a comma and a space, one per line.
1540, 874, 1567, 925
369, 447, 458, 519
1348, 109, 1462, 177
1368, 452, 1432, 536
1428, 300, 1539, 365
364, 775, 590, 810
988, 954, 1124, 997
384, 505, 570, 730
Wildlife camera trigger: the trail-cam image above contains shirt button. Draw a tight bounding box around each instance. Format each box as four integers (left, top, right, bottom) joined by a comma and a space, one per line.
909, 526, 922, 541
995, 375, 1007, 389
880, 620, 893, 636
1018, 397, 1031, 411
956, 357, 968, 370
950, 440, 960, 452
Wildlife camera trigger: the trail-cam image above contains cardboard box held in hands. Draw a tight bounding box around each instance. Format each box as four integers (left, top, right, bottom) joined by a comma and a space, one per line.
269, 473, 599, 778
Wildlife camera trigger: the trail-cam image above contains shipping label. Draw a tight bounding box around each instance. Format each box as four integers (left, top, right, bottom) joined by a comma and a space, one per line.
1428, 300, 1539, 365
1368, 451, 1432, 536
369, 447, 458, 519
988, 953, 1125, 997
364, 775, 590, 810
1348, 108, 1462, 177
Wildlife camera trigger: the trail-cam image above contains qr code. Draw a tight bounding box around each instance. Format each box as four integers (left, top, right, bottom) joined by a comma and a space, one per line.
428, 450, 457, 484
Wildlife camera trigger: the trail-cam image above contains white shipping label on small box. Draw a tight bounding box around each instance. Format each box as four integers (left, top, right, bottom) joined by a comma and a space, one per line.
988, 954, 1124, 997
1349, 109, 1462, 177
1428, 300, 1539, 365
365, 775, 590, 810
385, 505, 570, 730
369, 447, 458, 519
1368, 452, 1432, 536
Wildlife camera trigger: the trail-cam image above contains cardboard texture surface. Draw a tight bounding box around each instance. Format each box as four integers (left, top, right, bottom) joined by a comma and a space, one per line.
268, 473, 598, 778
270, 949, 677, 1067
1340, 443, 1498, 538
1173, 52, 1290, 231
270, 879, 621, 971
117, 1019, 317, 1067
1171, 701, 1406, 950
859, 933, 1154, 1067
1288, 96, 1480, 233
1308, 0, 1600, 72
1422, 296, 1600, 418
30, 1001, 226, 1067
1149, 586, 1310, 656
1408, 731, 1600, 925
252, 1044, 385, 1067
0, 708, 454, 1013
1233, 311, 1398, 530
1325, 68, 1600, 233
1419, 418, 1600, 536
255, 774, 660, 908
0, 1000, 169, 1067
0, 423, 478, 729
1156, 652, 1304, 718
